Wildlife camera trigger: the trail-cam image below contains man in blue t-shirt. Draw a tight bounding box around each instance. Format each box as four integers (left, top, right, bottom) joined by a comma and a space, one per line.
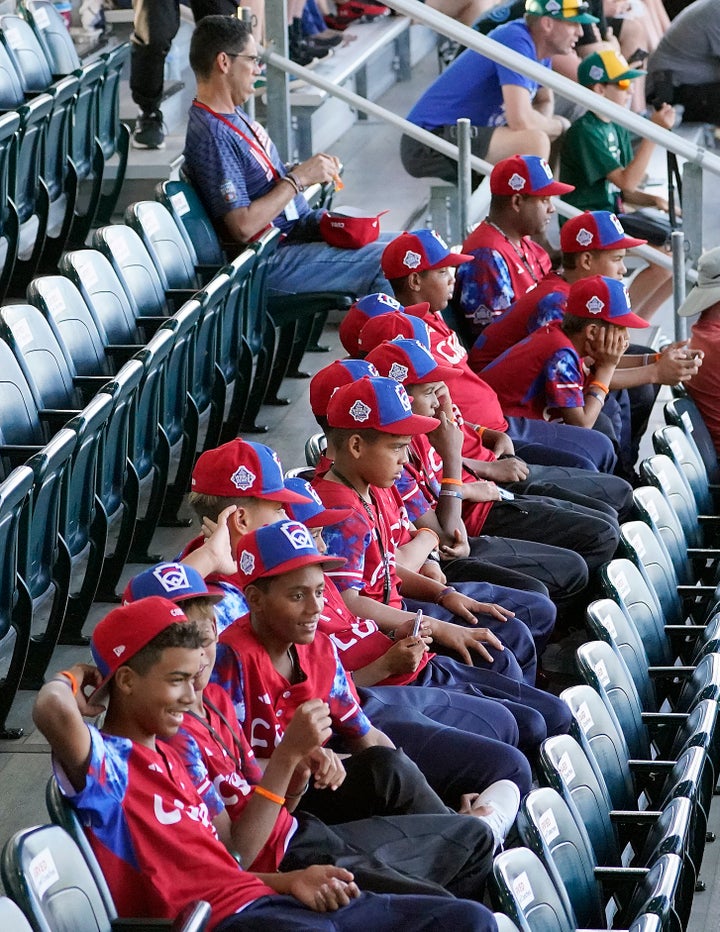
183, 16, 393, 298
400, 0, 597, 185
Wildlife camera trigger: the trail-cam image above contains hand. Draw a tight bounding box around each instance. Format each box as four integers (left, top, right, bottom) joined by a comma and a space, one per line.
484, 457, 529, 483
589, 325, 628, 367
463, 479, 501, 503
650, 102, 676, 132
428, 411, 464, 460
439, 590, 515, 626
66, 664, 106, 717
285, 866, 359, 912
432, 618, 505, 666
439, 527, 471, 560
655, 342, 701, 384
418, 560, 445, 583
279, 699, 332, 761
197, 505, 237, 575
295, 152, 341, 187
305, 747, 346, 791
382, 636, 429, 675
458, 792, 493, 817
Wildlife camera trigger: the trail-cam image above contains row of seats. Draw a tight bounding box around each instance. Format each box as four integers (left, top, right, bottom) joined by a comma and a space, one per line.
483, 399, 720, 930
0, 177, 347, 738
0, 0, 129, 298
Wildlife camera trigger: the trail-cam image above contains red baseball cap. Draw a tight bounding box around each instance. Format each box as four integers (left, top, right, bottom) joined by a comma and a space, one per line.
319, 209, 389, 249
283, 477, 355, 527
357, 311, 432, 354
191, 439, 311, 503
565, 275, 649, 328
339, 292, 429, 355
381, 229, 473, 280
366, 338, 457, 385
91, 597, 190, 699
560, 211, 647, 253
327, 375, 440, 434
309, 358, 380, 417
490, 155, 575, 197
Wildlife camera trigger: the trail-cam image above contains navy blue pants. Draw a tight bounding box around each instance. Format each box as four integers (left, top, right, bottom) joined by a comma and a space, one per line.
506, 415, 617, 472
217, 892, 497, 931
359, 682, 532, 798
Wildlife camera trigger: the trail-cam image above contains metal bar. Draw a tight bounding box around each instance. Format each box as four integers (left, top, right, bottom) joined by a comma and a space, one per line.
671, 230, 687, 342
238, 7, 255, 121
264, 2, 291, 162
682, 161, 703, 267
457, 118, 472, 241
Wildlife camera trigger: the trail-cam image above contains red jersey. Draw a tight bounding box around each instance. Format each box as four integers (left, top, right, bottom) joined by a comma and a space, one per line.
213, 616, 371, 758
56, 725, 275, 925
167, 683, 296, 874
469, 274, 569, 372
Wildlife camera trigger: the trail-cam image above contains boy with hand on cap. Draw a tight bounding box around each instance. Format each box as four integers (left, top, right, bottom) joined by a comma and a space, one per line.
455, 155, 575, 336
125, 563, 500, 902
482, 275, 647, 432
36, 600, 477, 928
383, 226, 618, 474
560, 49, 675, 319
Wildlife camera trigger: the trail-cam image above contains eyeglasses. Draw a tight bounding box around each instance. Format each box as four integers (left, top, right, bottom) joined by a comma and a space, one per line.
226, 52, 262, 66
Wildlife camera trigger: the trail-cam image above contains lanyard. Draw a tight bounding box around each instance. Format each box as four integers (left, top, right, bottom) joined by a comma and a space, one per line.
485, 220, 542, 286
185, 696, 247, 772
192, 99, 280, 181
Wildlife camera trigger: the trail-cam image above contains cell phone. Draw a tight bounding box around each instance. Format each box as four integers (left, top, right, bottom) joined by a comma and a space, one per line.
628, 47, 648, 65
412, 609, 423, 638
497, 488, 515, 501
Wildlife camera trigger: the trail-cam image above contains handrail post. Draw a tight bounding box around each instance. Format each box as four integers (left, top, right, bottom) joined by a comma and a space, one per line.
238, 7, 256, 122
671, 230, 687, 343
264, 1, 292, 162
456, 118, 472, 242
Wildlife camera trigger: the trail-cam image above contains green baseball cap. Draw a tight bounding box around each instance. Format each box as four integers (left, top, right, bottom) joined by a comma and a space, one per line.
525, 0, 599, 23
578, 50, 646, 87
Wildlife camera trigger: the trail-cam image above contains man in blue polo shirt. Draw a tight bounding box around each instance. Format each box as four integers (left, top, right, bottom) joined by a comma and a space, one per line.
183, 15, 393, 298
400, 0, 597, 185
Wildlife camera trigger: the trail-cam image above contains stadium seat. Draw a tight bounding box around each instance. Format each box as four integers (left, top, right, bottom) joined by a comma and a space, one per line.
124, 200, 205, 292
1, 823, 211, 931
24, 1, 82, 76
156, 177, 226, 269
95, 42, 131, 225
188, 273, 229, 456
0, 110, 20, 300
92, 224, 174, 321
664, 395, 720, 485
491, 847, 576, 932
65, 58, 105, 247
0, 464, 34, 738
653, 424, 719, 516
640, 454, 720, 550
305, 431, 326, 467
0, 895, 32, 929
216, 249, 255, 445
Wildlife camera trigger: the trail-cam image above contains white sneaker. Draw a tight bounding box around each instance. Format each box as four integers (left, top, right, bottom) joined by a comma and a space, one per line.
473, 779, 521, 850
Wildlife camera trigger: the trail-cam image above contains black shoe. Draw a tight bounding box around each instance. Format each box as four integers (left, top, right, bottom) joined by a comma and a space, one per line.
132, 110, 165, 149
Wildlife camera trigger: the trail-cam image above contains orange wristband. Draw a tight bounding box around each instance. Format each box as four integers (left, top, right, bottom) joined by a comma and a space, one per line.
416, 527, 441, 547
56, 670, 79, 696
475, 425, 486, 437
440, 477, 463, 486
254, 785, 285, 806
588, 380, 609, 395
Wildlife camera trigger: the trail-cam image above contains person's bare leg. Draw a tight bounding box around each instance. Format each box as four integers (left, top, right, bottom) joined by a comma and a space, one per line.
426, 0, 497, 27
485, 126, 551, 163
628, 255, 673, 320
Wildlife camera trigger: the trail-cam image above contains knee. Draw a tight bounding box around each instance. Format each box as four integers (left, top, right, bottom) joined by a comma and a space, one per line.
518, 129, 551, 158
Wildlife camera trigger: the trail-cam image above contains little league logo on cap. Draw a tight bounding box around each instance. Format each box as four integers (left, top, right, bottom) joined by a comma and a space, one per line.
153, 563, 189, 594
366, 337, 457, 385
586, 296, 604, 315
235, 520, 346, 588
560, 211, 647, 253
566, 275, 649, 328
588, 65, 604, 82
230, 465, 256, 491
388, 362, 409, 382
381, 229, 473, 280
327, 375, 440, 435
490, 155, 575, 197
123, 562, 224, 605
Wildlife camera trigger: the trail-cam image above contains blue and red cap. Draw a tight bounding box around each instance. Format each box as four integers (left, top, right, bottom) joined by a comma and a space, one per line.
560, 211, 647, 253
366, 338, 457, 385
309, 358, 379, 417
91, 597, 190, 699
236, 520, 345, 588
327, 375, 440, 434
490, 155, 575, 197
381, 229, 473, 280
283, 477, 355, 527
122, 562, 224, 605
339, 292, 429, 355
191, 439, 312, 503
357, 311, 431, 354
565, 275, 649, 328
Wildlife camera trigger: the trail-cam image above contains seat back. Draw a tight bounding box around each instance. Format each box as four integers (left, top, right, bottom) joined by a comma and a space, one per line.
43, 72, 77, 206
96, 42, 129, 159
491, 847, 576, 932
1, 823, 112, 932
633, 485, 693, 585
0, 14, 52, 92
159, 299, 201, 453
537, 734, 620, 866
560, 683, 636, 811
585, 598, 657, 711
0, 109, 19, 299
517, 786, 604, 929
92, 224, 168, 319
28, 274, 113, 377
60, 249, 141, 345
0, 337, 46, 448
25, 0, 82, 75
216, 248, 254, 421
0, 303, 80, 410
0, 895, 33, 929
305, 431, 326, 467
124, 200, 199, 291
575, 639, 650, 761
96, 360, 142, 524
640, 454, 702, 548
157, 178, 224, 267
599, 558, 672, 666
247, 225, 281, 353
625, 854, 684, 932
0, 464, 33, 737
15, 93, 53, 225
665, 395, 720, 484
131, 328, 173, 484
654, 423, 713, 515
191, 273, 228, 435
0, 30, 25, 108
69, 58, 103, 181
619, 520, 684, 627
